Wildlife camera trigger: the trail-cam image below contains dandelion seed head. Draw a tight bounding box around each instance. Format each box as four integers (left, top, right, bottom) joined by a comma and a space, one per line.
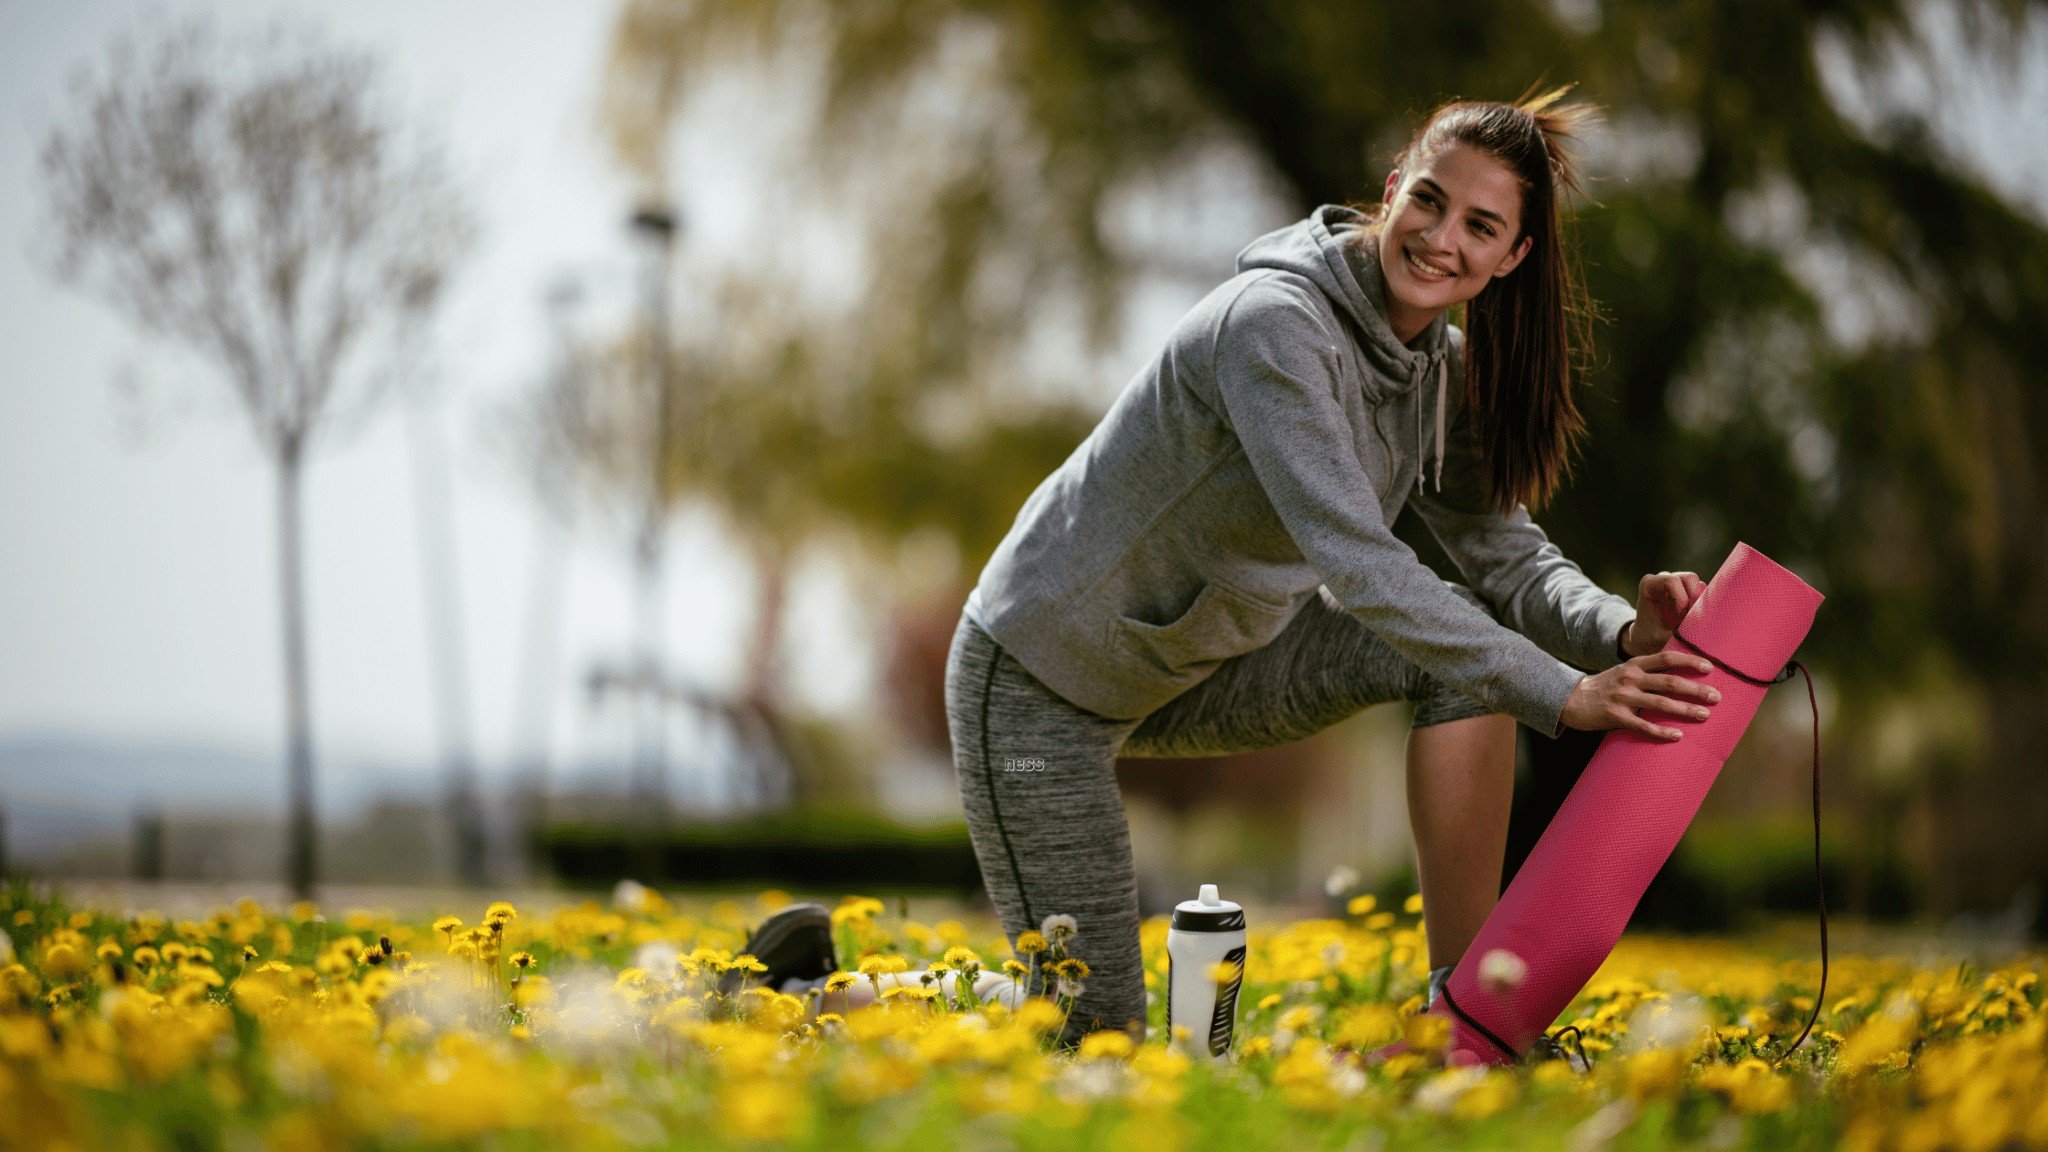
1324, 866, 1361, 898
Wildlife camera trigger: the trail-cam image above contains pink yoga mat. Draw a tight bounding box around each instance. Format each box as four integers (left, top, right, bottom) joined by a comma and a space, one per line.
1393, 541, 1823, 1066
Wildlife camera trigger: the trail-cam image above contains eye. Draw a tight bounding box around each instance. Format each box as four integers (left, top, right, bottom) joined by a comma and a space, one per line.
1471, 220, 1496, 239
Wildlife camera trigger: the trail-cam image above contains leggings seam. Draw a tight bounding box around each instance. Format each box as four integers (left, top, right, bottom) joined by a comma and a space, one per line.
977, 646, 1036, 929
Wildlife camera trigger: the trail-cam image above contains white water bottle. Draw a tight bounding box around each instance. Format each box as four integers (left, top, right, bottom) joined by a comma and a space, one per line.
1166, 883, 1247, 1058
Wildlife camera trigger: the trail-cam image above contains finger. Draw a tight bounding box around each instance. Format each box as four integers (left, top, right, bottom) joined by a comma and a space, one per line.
1653, 651, 1714, 675
1658, 575, 1691, 623
1669, 575, 1694, 615
1643, 674, 1720, 703
1613, 705, 1682, 741
1682, 573, 1706, 602
1630, 688, 1710, 721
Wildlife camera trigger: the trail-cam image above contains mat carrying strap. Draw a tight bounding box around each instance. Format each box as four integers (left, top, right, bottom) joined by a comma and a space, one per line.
1669, 629, 1826, 1063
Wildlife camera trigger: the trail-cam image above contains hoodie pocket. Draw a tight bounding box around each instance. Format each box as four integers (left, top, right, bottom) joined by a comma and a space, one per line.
1111, 578, 1293, 677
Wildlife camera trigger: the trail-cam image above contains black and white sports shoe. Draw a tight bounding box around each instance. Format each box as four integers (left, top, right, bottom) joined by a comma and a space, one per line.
1426, 964, 1453, 1010
716, 902, 837, 997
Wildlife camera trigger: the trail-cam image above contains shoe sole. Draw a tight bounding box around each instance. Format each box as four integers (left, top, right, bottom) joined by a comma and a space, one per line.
719, 903, 836, 996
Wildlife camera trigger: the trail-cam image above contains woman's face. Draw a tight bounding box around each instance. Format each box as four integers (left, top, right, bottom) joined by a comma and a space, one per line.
1376, 142, 1535, 314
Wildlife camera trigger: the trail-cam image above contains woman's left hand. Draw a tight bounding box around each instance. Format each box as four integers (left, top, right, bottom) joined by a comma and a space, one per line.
1621, 570, 1707, 658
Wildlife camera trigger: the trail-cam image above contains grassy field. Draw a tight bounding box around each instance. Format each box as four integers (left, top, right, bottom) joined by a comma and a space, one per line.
0, 881, 2041, 1151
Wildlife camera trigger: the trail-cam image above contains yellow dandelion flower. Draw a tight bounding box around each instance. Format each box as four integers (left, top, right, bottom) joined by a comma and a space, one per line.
1346, 894, 1377, 916
942, 946, 982, 968
1078, 1030, 1135, 1060
41, 944, 84, 978
1403, 894, 1424, 914
831, 896, 886, 926
1404, 1013, 1451, 1052
718, 1077, 807, 1142
510, 951, 535, 970
1013, 930, 1049, 955
432, 915, 462, 936
823, 972, 859, 993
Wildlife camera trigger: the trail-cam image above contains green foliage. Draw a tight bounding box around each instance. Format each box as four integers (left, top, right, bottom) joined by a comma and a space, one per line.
597, 0, 2048, 901
537, 810, 982, 893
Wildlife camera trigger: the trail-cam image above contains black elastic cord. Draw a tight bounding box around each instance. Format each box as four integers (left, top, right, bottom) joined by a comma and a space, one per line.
1435, 632, 1827, 1069
1436, 981, 1519, 1062
1546, 1024, 1590, 1073
1667, 630, 1827, 1062
1438, 982, 1591, 1071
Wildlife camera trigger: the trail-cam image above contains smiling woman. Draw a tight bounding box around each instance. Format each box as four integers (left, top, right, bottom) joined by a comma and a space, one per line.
951, 84, 1722, 1051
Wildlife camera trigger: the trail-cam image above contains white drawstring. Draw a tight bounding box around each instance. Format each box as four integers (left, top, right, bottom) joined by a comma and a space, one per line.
1435, 354, 1448, 494
1413, 352, 1449, 495
1415, 363, 1424, 494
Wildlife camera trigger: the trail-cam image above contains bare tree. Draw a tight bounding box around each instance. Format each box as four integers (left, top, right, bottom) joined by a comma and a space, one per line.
37, 18, 475, 898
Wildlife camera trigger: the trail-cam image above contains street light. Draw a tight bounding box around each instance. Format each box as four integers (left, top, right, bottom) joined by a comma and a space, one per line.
627, 202, 682, 825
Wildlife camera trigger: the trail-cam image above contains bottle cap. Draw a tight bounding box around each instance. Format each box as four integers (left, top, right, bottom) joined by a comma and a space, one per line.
1171, 883, 1245, 932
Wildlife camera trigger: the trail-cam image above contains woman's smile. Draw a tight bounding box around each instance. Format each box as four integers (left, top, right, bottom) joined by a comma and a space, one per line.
1403, 246, 1457, 281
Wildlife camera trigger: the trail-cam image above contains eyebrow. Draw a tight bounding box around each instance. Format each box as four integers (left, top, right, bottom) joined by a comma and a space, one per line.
1415, 177, 1510, 228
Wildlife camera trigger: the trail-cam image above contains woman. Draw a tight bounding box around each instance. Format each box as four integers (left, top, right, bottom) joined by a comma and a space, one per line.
932, 86, 1727, 1048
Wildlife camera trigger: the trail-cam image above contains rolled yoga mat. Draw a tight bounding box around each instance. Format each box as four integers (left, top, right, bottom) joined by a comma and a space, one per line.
1382, 541, 1824, 1067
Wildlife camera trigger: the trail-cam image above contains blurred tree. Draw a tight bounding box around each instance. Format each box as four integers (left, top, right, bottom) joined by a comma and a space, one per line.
601, 0, 2048, 918
36, 19, 474, 898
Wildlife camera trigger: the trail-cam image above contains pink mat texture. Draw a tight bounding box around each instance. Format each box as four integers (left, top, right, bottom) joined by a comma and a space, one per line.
1376, 541, 1823, 1066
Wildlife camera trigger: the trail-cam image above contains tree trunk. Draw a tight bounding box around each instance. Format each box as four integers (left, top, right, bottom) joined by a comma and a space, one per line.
739, 543, 800, 807
510, 509, 569, 847
406, 395, 487, 886
741, 544, 790, 707
630, 515, 669, 823
277, 450, 319, 901
1943, 680, 2048, 930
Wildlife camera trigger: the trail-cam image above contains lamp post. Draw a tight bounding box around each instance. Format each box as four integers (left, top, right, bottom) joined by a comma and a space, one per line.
628, 204, 680, 825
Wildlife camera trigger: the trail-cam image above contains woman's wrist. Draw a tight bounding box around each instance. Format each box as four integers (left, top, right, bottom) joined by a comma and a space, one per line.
1616, 620, 1635, 660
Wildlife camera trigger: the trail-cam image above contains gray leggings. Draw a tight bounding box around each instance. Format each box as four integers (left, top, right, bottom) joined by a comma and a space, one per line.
947, 583, 1502, 1045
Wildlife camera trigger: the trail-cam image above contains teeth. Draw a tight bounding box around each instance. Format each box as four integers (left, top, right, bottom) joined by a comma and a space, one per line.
1406, 249, 1453, 280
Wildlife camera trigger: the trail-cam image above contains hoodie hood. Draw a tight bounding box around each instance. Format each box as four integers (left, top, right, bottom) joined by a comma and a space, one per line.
1234, 203, 1454, 493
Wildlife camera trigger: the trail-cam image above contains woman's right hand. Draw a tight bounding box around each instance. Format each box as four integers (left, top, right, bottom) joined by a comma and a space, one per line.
1562, 652, 1721, 741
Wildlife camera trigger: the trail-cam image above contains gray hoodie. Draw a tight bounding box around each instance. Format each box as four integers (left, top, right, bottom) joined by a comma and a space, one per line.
965, 203, 1636, 737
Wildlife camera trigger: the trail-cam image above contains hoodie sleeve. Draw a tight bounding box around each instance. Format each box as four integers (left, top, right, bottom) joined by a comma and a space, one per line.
1407, 329, 1638, 677
1210, 276, 1587, 738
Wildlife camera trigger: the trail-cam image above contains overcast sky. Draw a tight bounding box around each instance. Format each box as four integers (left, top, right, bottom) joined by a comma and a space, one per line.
0, 0, 906, 803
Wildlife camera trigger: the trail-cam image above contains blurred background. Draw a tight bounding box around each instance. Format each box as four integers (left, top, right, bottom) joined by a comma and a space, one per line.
1, 0, 2043, 937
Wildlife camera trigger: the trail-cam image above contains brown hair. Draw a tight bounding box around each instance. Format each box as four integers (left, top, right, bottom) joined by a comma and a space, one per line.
1352, 84, 1602, 515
